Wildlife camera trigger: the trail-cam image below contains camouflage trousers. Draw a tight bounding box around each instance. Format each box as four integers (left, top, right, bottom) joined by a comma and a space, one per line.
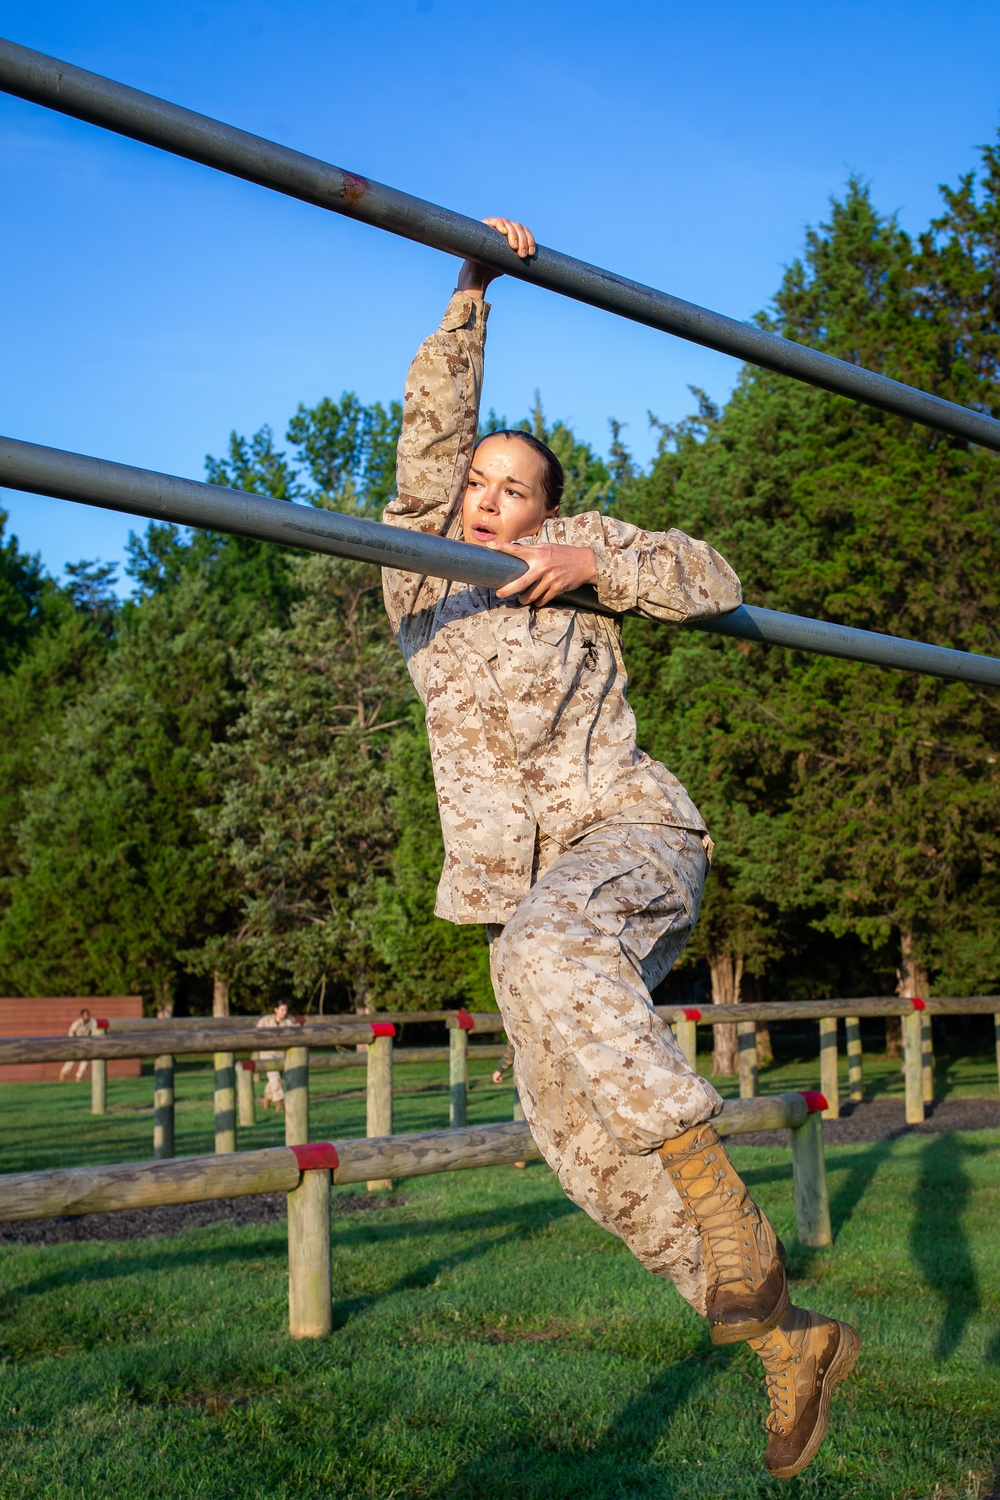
263, 1070, 285, 1106
488, 822, 723, 1316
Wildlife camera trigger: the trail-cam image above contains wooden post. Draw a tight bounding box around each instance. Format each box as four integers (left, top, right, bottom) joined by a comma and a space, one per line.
214, 1051, 236, 1154
366, 1029, 394, 1191
790, 1109, 832, 1247
921, 1013, 934, 1105
90, 1057, 107, 1115
449, 1026, 469, 1128
845, 1017, 863, 1102
674, 1017, 698, 1072
287, 1164, 332, 1339
819, 1017, 839, 1120
737, 1020, 758, 1098
903, 1009, 925, 1124
153, 1053, 174, 1160
284, 1045, 309, 1147
237, 1059, 256, 1128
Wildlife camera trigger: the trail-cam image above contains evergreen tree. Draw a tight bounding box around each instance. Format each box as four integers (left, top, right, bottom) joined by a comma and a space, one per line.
624, 156, 1000, 1067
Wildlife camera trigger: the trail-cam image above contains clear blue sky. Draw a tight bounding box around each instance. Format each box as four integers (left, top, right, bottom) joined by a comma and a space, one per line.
3, 0, 1000, 592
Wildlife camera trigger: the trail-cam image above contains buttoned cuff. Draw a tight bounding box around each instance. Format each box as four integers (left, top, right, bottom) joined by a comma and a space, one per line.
439, 290, 491, 333
592, 546, 639, 613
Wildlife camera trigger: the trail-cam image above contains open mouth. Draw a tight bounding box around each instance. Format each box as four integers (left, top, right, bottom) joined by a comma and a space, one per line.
470, 524, 497, 542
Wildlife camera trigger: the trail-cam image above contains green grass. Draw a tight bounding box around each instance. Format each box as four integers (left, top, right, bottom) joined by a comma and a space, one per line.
0, 1042, 997, 1497
0, 1130, 998, 1498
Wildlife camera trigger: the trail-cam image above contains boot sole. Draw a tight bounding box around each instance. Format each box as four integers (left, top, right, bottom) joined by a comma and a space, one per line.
765, 1321, 862, 1481
709, 1279, 790, 1346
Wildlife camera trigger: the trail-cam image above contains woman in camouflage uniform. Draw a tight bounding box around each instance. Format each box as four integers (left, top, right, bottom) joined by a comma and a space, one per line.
381, 218, 858, 1480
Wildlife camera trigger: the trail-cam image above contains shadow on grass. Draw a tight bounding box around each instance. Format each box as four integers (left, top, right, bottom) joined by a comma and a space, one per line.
0, 1233, 288, 1310
910, 1133, 988, 1361
1, 1196, 578, 1331
332, 1198, 579, 1328
432, 1344, 737, 1500
742, 1141, 893, 1257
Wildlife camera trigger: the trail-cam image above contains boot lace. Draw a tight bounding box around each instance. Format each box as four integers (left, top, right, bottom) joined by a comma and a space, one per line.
753, 1330, 801, 1436
664, 1143, 758, 1285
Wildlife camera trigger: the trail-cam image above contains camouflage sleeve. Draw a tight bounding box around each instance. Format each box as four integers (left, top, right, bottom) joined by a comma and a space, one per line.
564, 513, 742, 623
383, 291, 488, 536
381, 291, 488, 630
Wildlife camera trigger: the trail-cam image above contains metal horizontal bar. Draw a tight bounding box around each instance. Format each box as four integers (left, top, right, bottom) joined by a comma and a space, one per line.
1, 433, 997, 685
2, 36, 1000, 453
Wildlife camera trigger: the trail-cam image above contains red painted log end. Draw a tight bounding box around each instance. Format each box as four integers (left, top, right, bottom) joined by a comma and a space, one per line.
239, 1059, 256, 1072
682, 1008, 702, 1022
457, 1009, 475, 1031
291, 1142, 339, 1171
800, 1091, 828, 1114
370, 1022, 396, 1038
911, 997, 927, 1011
95, 1019, 109, 1030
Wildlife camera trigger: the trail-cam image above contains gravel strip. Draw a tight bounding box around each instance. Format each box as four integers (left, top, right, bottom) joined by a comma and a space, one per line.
0, 1190, 405, 1247
733, 1096, 1000, 1148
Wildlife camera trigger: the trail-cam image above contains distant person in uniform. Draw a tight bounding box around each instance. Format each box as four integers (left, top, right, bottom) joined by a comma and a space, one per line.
59, 1007, 96, 1080
255, 1001, 290, 1112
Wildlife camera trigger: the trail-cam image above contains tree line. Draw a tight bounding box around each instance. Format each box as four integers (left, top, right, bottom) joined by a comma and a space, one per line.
0, 147, 996, 1051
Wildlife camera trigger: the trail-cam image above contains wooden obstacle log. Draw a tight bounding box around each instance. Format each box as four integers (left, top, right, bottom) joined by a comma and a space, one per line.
737, 1020, 758, 1098
284, 1045, 309, 1147
153, 1053, 174, 1159
90, 1056, 107, 1115
0, 1020, 385, 1065
819, 1017, 839, 1120
0, 1146, 302, 1221
716, 1092, 809, 1136
236, 1059, 256, 1127
845, 1017, 863, 1102
365, 1026, 394, 1191
328, 1092, 813, 1185
654, 995, 1000, 1024
0, 1094, 816, 1219
790, 1103, 832, 1248
104, 1010, 455, 1031
287, 1144, 336, 1339
449, 1020, 470, 1128
903, 1004, 925, 1124
444, 1010, 508, 1033
213, 1051, 236, 1153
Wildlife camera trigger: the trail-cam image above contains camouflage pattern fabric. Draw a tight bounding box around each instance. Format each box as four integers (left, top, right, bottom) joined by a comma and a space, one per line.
254, 1012, 287, 1064
488, 822, 721, 1313
382, 291, 742, 926
382, 291, 743, 1314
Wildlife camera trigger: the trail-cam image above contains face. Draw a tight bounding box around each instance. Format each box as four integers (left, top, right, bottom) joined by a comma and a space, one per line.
274, 1003, 288, 1022
81, 1009, 90, 1021
462, 435, 555, 545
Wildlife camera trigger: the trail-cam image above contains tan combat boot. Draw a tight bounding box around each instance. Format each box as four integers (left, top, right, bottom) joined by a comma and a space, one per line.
657, 1122, 788, 1344
749, 1306, 861, 1480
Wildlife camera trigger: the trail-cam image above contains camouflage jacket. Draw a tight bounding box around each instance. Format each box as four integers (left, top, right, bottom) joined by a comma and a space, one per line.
382, 291, 743, 925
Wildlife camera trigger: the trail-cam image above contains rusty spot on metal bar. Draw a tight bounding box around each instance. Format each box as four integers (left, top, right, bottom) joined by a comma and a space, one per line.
341, 170, 369, 207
